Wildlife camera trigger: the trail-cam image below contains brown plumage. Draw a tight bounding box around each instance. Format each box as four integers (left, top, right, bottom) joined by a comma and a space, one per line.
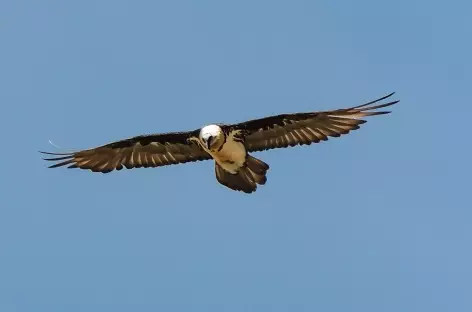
40, 130, 211, 173
40, 92, 399, 193
223, 92, 398, 152
214, 155, 269, 193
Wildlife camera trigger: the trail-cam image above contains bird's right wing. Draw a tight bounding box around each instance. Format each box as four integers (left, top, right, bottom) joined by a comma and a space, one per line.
40, 129, 212, 173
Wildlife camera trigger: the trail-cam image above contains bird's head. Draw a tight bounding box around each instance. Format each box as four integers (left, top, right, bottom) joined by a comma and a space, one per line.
200, 125, 225, 151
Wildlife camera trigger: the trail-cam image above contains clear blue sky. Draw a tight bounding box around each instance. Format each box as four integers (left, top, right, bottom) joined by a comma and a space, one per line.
1, 1, 471, 311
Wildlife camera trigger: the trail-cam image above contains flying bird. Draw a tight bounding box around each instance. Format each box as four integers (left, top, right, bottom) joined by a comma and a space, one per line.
40, 92, 399, 193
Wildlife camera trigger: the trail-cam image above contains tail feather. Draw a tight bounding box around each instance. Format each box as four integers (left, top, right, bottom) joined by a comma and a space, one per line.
214, 155, 269, 193
246, 155, 269, 175
215, 164, 257, 193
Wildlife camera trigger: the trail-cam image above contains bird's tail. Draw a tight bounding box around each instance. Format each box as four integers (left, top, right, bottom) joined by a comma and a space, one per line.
214, 155, 269, 194
245, 155, 269, 186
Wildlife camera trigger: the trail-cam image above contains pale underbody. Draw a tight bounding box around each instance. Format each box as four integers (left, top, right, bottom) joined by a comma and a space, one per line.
211, 139, 246, 173
197, 130, 247, 174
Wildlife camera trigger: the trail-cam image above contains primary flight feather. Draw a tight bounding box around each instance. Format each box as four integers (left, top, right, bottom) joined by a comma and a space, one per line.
40, 92, 399, 193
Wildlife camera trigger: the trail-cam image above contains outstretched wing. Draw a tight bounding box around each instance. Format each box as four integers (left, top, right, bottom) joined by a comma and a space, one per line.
225, 92, 399, 152
40, 129, 212, 173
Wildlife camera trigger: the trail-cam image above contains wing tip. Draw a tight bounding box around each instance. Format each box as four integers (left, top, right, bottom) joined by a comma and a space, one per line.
379, 91, 397, 101
39, 150, 76, 169
355, 92, 399, 109
38, 150, 73, 156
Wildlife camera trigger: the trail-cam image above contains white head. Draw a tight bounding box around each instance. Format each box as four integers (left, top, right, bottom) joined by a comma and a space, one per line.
199, 124, 224, 151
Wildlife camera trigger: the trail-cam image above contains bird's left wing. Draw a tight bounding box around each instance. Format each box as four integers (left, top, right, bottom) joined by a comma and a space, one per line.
40, 129, 212, 173
224, 93, 399, 152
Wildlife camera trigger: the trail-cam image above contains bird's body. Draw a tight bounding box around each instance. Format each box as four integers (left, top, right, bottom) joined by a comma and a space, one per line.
209, 135, 247, 173
197, 126, 247, 173
41, 93, 399, 193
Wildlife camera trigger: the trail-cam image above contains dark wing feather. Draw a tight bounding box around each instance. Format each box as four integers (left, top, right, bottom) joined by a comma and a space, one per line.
40, 129, 211, 173
225, 92, 399, 152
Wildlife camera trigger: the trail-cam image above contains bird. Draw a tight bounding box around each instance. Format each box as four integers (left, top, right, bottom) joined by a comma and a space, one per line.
40, 92, 399, 193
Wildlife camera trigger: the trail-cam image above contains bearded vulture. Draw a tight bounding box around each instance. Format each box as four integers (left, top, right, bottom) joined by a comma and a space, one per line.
40, 92, 399, 193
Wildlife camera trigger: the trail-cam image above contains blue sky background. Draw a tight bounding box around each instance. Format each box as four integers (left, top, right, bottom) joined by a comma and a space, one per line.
1, 1, 471, 311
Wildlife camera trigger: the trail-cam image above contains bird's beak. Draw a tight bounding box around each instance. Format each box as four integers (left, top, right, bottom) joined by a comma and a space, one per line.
206, 137, 212, 150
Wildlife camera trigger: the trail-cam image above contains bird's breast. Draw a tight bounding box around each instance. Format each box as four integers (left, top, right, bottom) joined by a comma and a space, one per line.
211, 138, 247, 174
